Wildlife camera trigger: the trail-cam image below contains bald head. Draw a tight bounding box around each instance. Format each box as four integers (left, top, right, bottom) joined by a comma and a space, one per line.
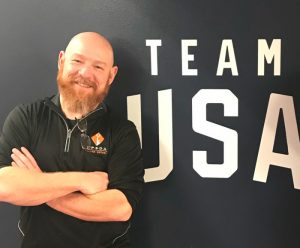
64, 32, 115, 66
57, 32, 118, 119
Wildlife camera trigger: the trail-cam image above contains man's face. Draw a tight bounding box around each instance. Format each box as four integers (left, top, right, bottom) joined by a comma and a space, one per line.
57, 38, 117, 116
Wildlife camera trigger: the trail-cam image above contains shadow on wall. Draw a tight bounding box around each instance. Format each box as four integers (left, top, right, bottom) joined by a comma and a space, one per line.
106, 38, 145, 116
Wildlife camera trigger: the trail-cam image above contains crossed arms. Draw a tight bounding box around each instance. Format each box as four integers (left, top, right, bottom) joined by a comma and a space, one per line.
0, 147, 132, 222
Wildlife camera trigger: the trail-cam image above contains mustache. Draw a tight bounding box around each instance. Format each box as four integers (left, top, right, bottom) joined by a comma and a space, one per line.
72, 77, 96, 89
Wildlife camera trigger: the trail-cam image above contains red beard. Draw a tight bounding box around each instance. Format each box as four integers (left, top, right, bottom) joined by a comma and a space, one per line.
56, 66, 110, 116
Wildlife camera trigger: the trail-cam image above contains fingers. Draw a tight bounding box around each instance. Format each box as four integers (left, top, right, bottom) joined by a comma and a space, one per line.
80, 171, 109, 195
95, 171, 109, 191
11, 161, 19, 168
11, 149, 29, 169
11, 147, 41, 172
94, 171, 108, 178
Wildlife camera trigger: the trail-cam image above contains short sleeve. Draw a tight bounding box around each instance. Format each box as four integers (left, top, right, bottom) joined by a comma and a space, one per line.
107, 120, 144, 210
0, 105, 31, 168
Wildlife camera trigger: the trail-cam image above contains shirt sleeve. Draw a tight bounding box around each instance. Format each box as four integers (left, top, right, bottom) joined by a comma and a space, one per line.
0, 105, 31, 168
107, 120, 144, 211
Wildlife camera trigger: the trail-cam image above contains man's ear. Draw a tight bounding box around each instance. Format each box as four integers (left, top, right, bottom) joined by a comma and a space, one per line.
108, 66, 118, 85
58, 51, 65, 69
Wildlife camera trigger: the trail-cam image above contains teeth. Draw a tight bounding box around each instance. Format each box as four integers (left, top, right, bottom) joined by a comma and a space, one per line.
77, 82, 91, 88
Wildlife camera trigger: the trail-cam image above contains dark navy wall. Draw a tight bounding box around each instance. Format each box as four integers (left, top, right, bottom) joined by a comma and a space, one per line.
0, 1, 299, 247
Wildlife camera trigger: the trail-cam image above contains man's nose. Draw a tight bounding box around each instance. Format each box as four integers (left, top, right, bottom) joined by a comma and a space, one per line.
78, 65, 94, 81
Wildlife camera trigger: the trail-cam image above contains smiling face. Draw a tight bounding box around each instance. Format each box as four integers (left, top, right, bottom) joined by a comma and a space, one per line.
57, 32, 118, 118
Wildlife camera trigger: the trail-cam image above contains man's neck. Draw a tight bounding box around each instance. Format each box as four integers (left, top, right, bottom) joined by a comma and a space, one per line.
63, 110, 84, 120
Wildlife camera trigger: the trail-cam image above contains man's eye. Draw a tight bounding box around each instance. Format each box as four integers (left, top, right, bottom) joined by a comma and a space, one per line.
95, 65, 103, 70
72, 59, 82, 63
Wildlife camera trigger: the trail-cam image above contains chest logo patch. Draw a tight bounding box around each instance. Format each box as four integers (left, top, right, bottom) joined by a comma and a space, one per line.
91, 132, 104, 146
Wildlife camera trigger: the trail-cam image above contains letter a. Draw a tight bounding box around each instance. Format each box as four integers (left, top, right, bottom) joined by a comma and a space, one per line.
253, 93, 300, 189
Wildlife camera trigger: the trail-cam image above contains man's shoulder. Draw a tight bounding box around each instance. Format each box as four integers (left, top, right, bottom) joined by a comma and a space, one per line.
16, 98, 45, 110
106, 109, 137, 133
8, 96, 54, 119
106, 114, 140, 147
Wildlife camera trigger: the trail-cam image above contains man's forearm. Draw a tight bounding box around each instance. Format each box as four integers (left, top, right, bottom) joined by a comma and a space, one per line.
0, 166, 84, 206
47, 189, 132, 222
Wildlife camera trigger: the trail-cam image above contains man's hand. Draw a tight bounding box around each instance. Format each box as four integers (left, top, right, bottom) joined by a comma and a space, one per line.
79, 172, 108, 194
11, 147, 42, 172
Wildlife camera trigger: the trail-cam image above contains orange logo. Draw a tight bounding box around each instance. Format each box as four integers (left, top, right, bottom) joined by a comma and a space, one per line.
91, 132, 104, 146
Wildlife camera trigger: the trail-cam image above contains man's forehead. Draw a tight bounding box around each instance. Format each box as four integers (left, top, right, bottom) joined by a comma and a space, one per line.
65, 39, 108, 55
64, 36, 113, 64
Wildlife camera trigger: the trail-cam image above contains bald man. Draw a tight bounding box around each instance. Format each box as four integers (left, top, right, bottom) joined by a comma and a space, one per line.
0, 32, 144, 248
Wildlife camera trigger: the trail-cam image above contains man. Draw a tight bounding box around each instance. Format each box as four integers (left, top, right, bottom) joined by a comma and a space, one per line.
0, 32, 144, 248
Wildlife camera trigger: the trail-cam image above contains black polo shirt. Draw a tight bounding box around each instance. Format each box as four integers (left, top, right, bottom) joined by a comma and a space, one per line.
0, 95, 144, 248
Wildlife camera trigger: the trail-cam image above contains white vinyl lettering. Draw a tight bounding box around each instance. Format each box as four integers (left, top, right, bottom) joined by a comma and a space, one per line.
258, 39, 281, 76
253, 93, 300, 189
181, 39, 198, 76
127, 89, 173, 183
145, 39, 162, 76
216, 39, 238, 76
127, 94, 142, 146
192, 89, 238, 178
